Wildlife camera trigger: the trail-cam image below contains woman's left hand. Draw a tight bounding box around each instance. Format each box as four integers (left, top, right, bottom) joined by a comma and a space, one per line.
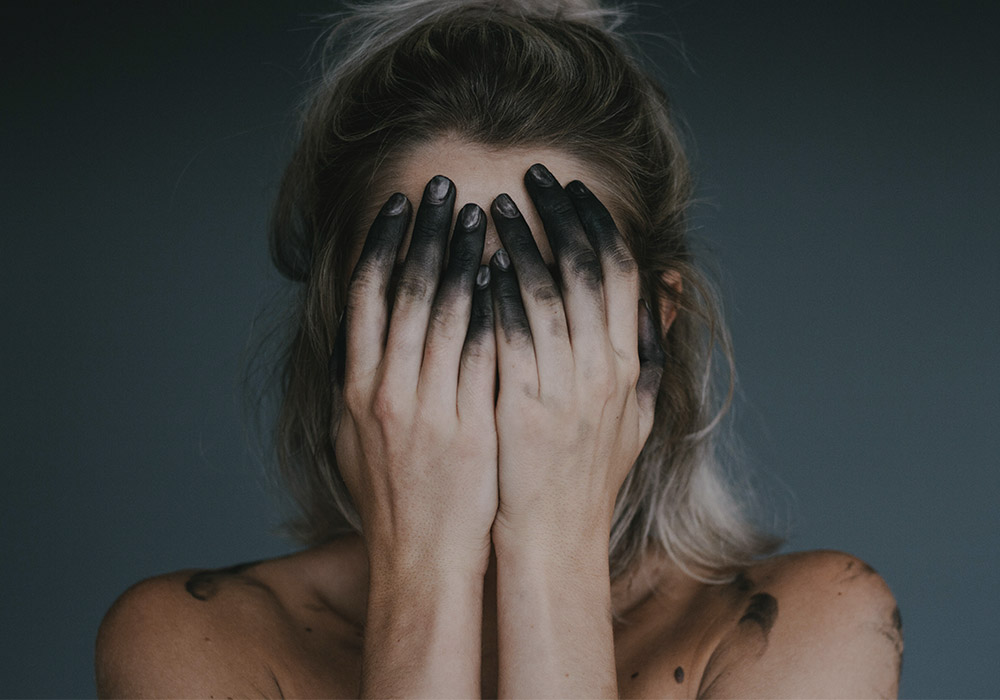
487, 163, 667, 554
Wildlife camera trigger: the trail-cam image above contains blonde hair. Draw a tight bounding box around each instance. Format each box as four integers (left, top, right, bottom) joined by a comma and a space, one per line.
257, 0, 782, 585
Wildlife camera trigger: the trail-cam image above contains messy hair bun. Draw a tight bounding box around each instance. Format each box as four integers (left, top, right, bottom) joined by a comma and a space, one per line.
265, 0, 782, 587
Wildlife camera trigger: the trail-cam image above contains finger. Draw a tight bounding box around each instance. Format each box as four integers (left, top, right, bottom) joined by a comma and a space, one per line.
343, 192, 411, 386
420, 203, 487, 405
490, 247, 538, 397
457, 264, 496, 418
566, 178, 640, 364
381, 175, 456, 390
490, 193, 570, 390
636, 298, 667, 435
523, 163, 606, 347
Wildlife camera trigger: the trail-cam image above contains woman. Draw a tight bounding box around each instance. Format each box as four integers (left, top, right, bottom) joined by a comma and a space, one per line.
95, 0, 903, 697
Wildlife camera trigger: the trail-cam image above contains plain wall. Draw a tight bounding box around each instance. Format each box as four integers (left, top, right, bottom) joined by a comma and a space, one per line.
2, 1, 997, 697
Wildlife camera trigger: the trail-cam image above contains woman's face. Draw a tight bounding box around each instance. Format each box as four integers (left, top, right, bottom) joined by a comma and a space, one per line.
351, 135, 617, 272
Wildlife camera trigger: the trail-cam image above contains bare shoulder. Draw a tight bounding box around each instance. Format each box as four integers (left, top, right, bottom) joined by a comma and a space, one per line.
95, 541, 366, 699
698, 549, 903, 699
95, 561, 289, 698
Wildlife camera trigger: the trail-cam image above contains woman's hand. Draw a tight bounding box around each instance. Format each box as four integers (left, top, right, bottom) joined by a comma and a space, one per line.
487, 163, 667, 555
330, 175, 498, 578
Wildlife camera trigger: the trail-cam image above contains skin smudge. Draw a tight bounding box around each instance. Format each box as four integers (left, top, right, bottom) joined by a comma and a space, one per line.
837, 558, 878, 584
738, 592, 779, 640
184, 560, 264, 601
877, 605, 905, 681
731, 571, 753, 593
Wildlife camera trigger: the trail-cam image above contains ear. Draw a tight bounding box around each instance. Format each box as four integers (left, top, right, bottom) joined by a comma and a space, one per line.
656, 270, 682, 334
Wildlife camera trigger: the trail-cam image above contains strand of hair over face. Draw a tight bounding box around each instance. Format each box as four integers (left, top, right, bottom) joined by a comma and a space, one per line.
316, 0, 630, 82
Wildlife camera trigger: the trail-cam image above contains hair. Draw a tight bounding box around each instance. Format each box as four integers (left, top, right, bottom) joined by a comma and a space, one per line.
259, 0, 783, 587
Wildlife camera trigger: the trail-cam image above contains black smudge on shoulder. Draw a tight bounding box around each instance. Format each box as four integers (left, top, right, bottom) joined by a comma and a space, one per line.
837, 557, 878, 584
738, 592, 778, 639
731, 570, 753, 592
184, 560, 264, 601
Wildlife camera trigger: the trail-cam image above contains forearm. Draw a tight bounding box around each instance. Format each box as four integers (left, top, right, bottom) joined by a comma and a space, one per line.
361, 556, 484, 698
494, 533, 618, 699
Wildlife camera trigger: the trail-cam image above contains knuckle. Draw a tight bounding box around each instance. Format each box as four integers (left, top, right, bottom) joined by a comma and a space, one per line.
608, 244, 639, 276
394, 272, 432, 302
342, 383, 366, 413
530, 281, 562, 306
428, 298, 463, 338
371, 386, 402, 425
461, 341, 491, 366
567, 250, 603, 285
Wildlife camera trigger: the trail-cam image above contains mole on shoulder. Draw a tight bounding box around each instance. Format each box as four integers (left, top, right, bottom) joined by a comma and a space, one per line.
674, 666, 684, 683
184, 560, 264, 601
630, 671, 639, 679
738, 592, 778, 638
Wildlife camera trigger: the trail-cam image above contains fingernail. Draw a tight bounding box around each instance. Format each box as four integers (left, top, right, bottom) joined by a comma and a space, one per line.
476, 264, 490, 288
427, 175, 452, 203
459, 203, 482, 230
494, 193, 518, 218
492, 248, 510, 270
384, 192, 407, 215
566, 180, 588, 197
528, 163, 555, 186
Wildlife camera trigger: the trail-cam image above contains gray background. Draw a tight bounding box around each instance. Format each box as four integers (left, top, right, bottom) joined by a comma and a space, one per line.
2, 1, 997, 697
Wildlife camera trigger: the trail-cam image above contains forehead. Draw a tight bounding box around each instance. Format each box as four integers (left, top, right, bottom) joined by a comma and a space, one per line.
354, 135, 617, 266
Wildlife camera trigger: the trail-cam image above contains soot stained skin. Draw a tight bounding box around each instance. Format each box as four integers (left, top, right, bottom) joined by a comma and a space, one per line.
433, 202, 487, 330
467, 265, 493, 345
674, 666, 684, 683
880, 605, 905, 678
491, 193, 561, 305
523, 163, 603, 289
185, 560, 264, 602
393, 175, 455, 303
738, 592, 779, 640
490, 246, 533, 344
731, 571, 753, 593
837, 557, 878, 584
330, 191, 412, 387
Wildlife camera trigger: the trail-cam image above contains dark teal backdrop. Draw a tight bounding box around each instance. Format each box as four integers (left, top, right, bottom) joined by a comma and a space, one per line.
2, 2, 997, 697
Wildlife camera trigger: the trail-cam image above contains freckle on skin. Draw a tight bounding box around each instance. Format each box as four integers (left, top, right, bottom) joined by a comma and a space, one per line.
630, 671, 639, 679
674, 666, 684, 683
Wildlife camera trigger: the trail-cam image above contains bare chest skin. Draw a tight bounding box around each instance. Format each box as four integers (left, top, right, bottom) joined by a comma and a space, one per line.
187, 537, 763, 699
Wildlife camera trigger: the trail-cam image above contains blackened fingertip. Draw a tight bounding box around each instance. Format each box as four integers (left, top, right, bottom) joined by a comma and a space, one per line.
426, 175, 452, 203
384, 192, 408, 215
493, 193, 519, 218
491, 248, 511, 270
476, 264, 490, 289
459, 203, 483, 230
566, 180, 588, 197
527, 163, 556, 186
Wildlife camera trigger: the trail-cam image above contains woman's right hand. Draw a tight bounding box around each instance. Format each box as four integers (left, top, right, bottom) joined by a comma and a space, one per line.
330, 175, 498, 579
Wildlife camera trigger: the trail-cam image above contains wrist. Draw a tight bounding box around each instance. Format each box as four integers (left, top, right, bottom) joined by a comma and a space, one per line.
491, 508, 612, 566
364, 530, 492, 583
